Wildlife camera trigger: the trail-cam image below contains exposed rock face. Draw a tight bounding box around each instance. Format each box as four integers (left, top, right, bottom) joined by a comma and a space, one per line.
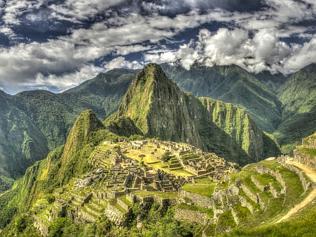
117, 64, 202, 146
113, 64, 280, 164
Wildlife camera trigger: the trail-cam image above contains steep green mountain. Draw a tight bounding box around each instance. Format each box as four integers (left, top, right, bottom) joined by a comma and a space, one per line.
0, 70, 133, 184
275, 64, 316, 151
0, 108, 314, 237
110, 64, 280, 164
14, 90, 75, 149
61, 69, 134, 118
255, 71, 288, 92
162, 64, 283, 132
0, 91, 48, 181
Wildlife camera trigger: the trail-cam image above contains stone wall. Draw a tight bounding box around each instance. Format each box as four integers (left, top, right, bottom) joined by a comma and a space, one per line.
239, 196, 254, 214
294, 149, 316, 170
240, 184, 257, 204
174, 208, 209, 224
256, 166, 286, 194
33, 215, 49, 237
278, 160, 311, 193
117, 199, 130, 212
179, 190, 212, 208
105, 204, 125, 225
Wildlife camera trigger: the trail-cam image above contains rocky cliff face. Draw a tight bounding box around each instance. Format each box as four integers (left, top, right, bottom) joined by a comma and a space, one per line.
113, 64, 280, 164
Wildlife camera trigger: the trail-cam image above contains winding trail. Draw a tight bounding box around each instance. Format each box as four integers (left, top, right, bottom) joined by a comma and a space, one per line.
276, 161, 316, 223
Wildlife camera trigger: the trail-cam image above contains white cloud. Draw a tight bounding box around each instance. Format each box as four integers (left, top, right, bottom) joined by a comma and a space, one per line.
105, 57, 143, 70
142, 28, 303, 74
284, 37, 316, 72
49, 0, 125, 22
32, 64, 103, 92
0, 10, 220, 92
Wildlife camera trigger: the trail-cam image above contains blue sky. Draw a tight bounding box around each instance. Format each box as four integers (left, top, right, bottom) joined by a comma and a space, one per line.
0, 0, 316, 93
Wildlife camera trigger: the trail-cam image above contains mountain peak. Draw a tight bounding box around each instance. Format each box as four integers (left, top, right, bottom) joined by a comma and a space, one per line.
117, 63, 182, 135
62, 110, 104, 156
136, 63, 168, 84
301, 63, 316, 73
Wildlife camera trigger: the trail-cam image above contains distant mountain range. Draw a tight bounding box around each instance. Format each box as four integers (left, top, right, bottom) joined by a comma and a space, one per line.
0, 63, 316, 187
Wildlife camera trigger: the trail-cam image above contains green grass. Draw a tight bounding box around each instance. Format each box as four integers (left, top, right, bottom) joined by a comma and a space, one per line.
176, 203, 213, 217
216, 210, 237, 234
225, 202, 316, 237
299, 147, 316, 157
182, 180, 216, 198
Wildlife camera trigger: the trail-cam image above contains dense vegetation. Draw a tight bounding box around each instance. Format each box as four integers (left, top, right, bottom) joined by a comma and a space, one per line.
0, 70, 133, 184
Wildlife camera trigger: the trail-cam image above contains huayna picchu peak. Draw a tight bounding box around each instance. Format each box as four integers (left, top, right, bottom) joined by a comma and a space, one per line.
111, 64, 280, 164
0, 64, 315, 237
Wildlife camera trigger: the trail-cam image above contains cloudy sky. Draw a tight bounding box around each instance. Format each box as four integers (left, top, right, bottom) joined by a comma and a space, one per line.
0, 0, 316, 93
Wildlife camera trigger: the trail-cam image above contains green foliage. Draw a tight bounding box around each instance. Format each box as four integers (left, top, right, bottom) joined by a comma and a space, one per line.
162, 64, 283, 132
15, 214, 28, 233
48, 217, 80, 237
0, 189, 18, 228
225, 203, 316, 237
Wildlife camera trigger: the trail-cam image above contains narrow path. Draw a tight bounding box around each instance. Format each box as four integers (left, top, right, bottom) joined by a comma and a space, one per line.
276, 161, 316, 223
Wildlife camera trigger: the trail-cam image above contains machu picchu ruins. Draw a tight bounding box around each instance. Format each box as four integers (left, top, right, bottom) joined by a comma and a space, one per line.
25, 134, 316, 237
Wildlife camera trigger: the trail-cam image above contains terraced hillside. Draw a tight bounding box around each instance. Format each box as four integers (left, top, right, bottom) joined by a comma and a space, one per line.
175, 157, 315, 236
0, 107, 314, 236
